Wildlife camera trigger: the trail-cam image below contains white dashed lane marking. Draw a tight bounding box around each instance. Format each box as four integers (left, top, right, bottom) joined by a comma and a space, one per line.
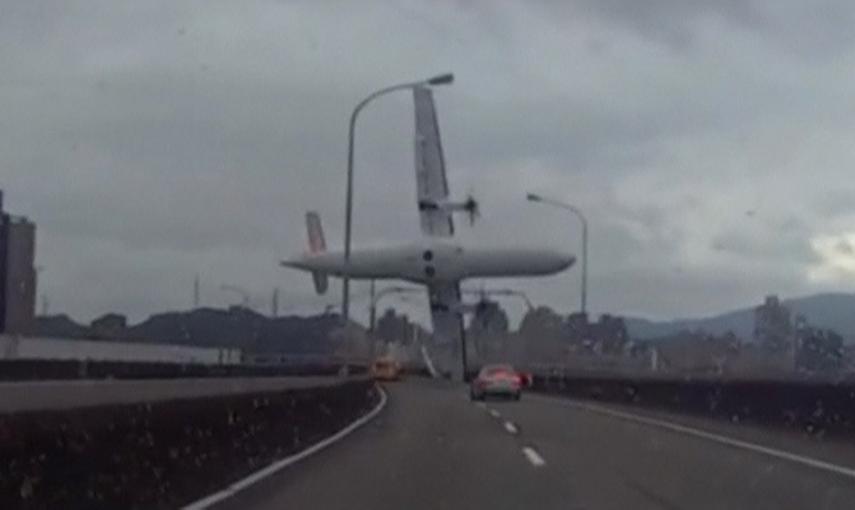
473, 401, 542, 469
522, 446, 546, 467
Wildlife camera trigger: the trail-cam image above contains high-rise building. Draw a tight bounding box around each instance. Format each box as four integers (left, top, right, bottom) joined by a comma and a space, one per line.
468, 300, 509, 335
753, 295, 792, 352
0, 190, 37, 335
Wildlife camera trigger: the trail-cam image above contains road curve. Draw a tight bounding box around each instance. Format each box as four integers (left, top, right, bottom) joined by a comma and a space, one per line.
214, 378, 855, 510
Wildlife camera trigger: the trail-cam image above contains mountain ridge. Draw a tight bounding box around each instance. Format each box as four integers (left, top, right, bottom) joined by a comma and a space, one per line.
34, 307, 346, 354
625, 292, 855, 341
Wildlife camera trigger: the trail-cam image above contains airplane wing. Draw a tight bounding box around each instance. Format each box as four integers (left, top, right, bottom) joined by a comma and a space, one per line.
413, 86, 454, 237
426, 281, 467, 379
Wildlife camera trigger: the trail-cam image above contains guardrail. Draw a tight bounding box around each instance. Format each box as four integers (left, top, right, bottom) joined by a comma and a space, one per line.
530, 371, 855, 438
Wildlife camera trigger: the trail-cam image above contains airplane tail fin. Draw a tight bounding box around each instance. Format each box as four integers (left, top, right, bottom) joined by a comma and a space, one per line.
305, 211, 329, 294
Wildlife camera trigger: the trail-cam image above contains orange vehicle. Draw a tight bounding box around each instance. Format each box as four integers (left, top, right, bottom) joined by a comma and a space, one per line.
370, 356, 402, 381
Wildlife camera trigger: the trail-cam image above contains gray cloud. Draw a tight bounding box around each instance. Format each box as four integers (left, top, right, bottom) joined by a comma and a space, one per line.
835, 239, 855, 256
535, 1, 855, 57
4, 0, 855, 325
710, 228, 817, 264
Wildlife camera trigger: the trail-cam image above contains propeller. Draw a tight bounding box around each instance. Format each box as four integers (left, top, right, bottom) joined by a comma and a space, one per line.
462, 191, 480, 226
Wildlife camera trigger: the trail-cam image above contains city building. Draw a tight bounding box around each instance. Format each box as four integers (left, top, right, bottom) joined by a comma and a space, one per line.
589, 314, 630, 355
565, 311, 590, 342
90, 313, 128, 340
468, 299, 510, 362
468, 299, 509, 335
753, 295, 792, 352
376, 308, 414, 344
793, 314, 844, 373
0, 190, 37, 335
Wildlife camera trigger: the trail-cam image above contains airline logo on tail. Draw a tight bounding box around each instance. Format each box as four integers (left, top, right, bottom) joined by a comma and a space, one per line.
305, 211, 328, 294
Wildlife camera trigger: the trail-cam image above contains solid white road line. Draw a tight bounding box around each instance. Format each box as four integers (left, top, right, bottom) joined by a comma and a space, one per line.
489, 408, 501, 419
182, 386, 388, 510
553, 398, 855, 481
522, 446, 546, 467
504, 421, 519, 435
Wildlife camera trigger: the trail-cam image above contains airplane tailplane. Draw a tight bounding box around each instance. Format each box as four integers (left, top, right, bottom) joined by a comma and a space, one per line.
305, 211, 329, 294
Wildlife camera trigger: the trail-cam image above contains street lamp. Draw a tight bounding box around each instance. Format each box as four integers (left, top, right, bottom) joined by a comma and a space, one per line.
342, 73, 455, 325
526, 192, 588, 315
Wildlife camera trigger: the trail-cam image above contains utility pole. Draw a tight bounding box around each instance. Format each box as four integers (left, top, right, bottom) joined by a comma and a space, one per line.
271, 288, 279, 318
193, 274, 200, 309
368, 279, 376, 332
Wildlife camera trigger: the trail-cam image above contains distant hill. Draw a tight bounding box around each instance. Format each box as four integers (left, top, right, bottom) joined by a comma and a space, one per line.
33, 307, 347, 355
34, 314, 91, 339
626, 293, 855, 342
34, 292, 855, 349
125, 307, 344, 354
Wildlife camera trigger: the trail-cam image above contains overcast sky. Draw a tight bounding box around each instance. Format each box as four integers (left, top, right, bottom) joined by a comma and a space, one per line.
4, 0, 855, 326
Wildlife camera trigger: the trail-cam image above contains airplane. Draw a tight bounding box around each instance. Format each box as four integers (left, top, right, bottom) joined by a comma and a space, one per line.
281, 85, 575, 380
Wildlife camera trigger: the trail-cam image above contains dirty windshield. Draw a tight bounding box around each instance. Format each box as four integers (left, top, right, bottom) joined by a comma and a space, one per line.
4, 2, 855, 509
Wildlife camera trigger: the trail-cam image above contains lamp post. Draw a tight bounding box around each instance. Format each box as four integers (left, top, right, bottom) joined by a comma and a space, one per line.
342, 73, 454, 325
526, 193, 588, 315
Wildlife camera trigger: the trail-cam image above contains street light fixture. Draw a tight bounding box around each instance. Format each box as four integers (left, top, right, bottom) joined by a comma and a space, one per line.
526, 192, 589, 315
342, 73, 455, 325
427, 73, 454, 86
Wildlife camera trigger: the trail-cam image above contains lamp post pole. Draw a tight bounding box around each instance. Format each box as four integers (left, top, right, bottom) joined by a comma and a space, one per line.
526, 193, 588, 315
342, 73, 454, 325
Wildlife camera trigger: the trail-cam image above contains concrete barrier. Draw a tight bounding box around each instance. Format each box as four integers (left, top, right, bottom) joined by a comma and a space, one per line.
0, 359, 366, 381
531, 373, 855, 437
0, 378, 378, 509
0, 335, 242, 365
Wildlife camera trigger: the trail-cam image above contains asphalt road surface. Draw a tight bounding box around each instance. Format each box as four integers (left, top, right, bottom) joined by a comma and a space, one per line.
215, 378, 855, 510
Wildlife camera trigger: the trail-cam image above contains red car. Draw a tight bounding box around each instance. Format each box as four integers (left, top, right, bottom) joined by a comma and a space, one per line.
470, 364, 522, 401
517, 371, 533, 388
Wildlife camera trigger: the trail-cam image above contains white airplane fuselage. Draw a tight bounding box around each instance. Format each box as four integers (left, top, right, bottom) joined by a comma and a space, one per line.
283, 240, 574, 284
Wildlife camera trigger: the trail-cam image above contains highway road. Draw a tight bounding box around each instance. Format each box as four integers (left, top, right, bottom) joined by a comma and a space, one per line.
214, 378, 855, 510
